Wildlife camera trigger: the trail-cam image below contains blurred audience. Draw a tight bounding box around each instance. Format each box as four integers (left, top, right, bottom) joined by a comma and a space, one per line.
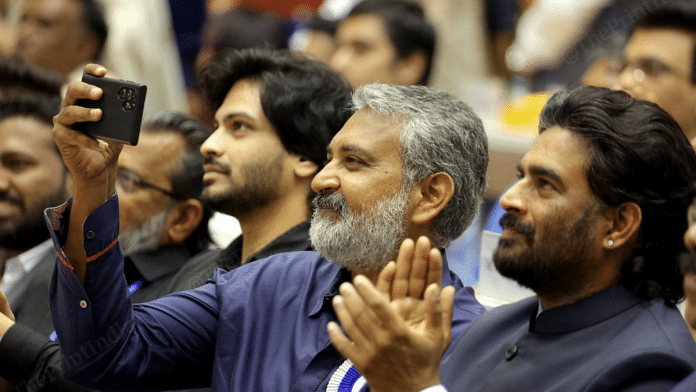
615, 0, 696, 147
99, 0, 188, 112
0, 54, 63, 98
292, 15, 338, 63
196, 6, 287, 70
484, 0, 518, 80
507, 0, 646, 91
329, 0, 435, 88
14, 0, 107, 80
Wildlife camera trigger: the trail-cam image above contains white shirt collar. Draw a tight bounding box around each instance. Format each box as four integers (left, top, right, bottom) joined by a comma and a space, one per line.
0, 239, 54, 295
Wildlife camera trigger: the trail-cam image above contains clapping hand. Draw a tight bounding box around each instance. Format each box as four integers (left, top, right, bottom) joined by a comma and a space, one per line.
328, 236, 454, 392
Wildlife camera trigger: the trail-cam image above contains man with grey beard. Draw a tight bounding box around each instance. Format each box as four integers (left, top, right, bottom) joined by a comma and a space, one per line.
334, 86, 696, 392
309, 190, 410, 272
115, 111, 213, 302
48, 75, 487, 391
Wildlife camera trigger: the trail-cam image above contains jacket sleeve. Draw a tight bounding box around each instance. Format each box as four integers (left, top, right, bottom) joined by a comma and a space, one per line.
46, 195, 220, 391
0, 323, 92, 392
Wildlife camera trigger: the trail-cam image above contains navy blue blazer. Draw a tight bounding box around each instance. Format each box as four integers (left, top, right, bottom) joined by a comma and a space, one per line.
441, 285, 696, 392
672, 371, 696, 392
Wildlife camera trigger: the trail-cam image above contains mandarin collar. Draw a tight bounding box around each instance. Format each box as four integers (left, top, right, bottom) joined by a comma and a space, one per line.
531, 285, 643, 333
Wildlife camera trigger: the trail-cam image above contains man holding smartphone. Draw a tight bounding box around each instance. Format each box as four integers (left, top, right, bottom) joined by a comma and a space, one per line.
0, 109, 213, 390
48, 59, 487, 390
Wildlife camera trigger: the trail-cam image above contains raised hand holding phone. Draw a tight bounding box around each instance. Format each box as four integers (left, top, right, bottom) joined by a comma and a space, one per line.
73, 74, 146, 145
52, 64, 124, 283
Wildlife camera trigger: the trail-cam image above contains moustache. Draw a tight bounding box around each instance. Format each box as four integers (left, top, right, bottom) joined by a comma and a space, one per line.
312, 193, 348, 217
499, 213, 534, 244
679, 251, 696, 275
0, 193, 25, 210
203, 157, 231, 174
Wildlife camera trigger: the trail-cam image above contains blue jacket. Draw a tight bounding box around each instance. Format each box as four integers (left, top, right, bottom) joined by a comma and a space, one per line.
47, 195, 485, 391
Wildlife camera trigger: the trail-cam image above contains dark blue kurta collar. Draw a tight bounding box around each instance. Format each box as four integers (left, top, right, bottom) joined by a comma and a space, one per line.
531, 285, 644, 333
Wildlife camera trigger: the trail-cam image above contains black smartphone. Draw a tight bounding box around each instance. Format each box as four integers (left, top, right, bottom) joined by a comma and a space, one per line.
74, 74, 147, 145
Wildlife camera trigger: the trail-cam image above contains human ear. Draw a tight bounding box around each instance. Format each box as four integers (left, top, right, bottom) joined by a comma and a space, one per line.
409, 172, 454, 225
293, 156, 320, 179
163, 199, 204, 246
604, 202, 642, 249
395, 51, 428, 86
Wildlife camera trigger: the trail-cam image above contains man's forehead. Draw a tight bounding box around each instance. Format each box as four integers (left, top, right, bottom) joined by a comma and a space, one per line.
122, 131, 184, 167
329, 108, 402, 150
0, 117, 60, 163
626, 28, 694, 62
0, 115, 53, 142
338, 14, 391, 43
214, 80, 265, 122
25, 0, 80, 19
521, 127, 589, 178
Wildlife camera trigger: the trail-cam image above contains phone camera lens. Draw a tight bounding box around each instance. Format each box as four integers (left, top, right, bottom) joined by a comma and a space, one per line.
122, 101, 134, 112
118, 87, 137, 101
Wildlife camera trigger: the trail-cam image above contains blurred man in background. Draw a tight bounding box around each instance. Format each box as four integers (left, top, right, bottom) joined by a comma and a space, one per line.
329, 0, 435, 89
14, 0, 107, 79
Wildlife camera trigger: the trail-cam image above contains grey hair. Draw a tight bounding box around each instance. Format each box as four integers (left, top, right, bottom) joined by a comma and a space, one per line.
352, 83, 488, 248
140, 109, 213, 255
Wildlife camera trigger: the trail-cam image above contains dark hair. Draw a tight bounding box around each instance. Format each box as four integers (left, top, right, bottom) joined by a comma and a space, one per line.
141, 111, 213, 255
352, 84, 488, 248
0, 54, 64, 96
0, 93, 61, 125
634, 0, 696, 84
77, 0, 108, 61
204, 6, 287, 55
200, 48, 353, 168
539, 86, 696, 305
347, 0, 436, 85
307, 16, 339, 36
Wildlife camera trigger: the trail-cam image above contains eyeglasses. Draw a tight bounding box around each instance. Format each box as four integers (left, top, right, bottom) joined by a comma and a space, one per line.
116, 169, 186, 200
620, 58, 691, 83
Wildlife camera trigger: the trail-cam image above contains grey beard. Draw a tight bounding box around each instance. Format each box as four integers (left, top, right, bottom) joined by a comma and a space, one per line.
120, 203, 173, 255
309, 190, 408, 272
